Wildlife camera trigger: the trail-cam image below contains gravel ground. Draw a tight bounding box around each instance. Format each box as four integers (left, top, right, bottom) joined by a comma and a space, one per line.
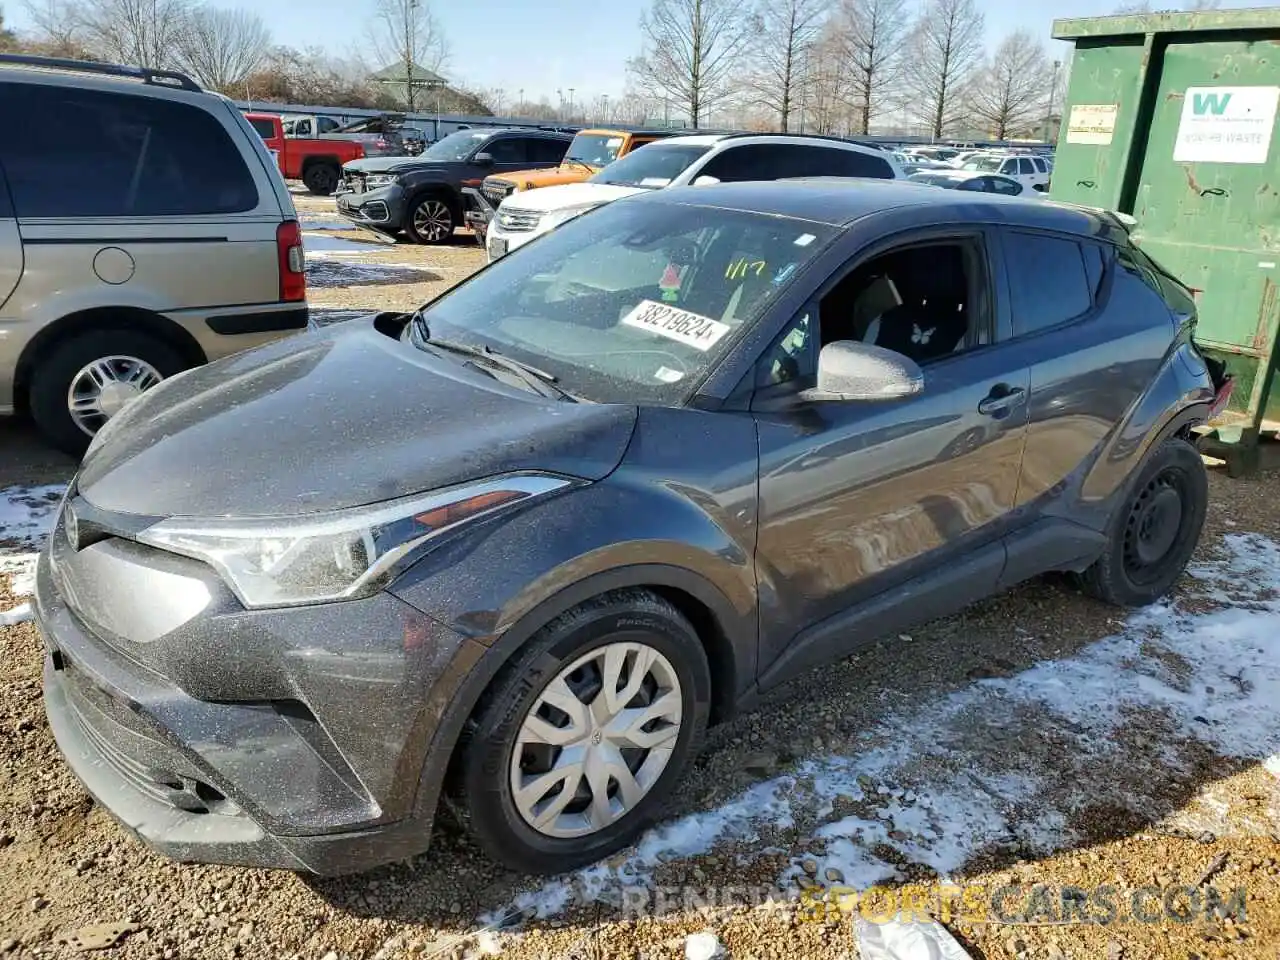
2, 192, 1279, 959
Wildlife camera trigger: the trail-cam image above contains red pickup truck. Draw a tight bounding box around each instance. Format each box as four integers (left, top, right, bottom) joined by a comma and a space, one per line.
245, 112, 365, 196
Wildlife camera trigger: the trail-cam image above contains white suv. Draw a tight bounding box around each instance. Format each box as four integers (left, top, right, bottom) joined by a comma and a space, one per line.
958, 152, 1050, 193
485, 133, 902, 261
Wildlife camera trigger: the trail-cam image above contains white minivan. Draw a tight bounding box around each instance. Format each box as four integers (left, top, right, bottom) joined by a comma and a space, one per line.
485, 133, 903, 261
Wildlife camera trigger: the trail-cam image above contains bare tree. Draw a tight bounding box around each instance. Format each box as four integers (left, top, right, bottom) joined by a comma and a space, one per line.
174, 6, 269, 93
746, 0, 830, 132
836, 0, 911, 134
903, 0, 984, 138
81, 0, 194, 69
967, 30, 1055, 139
368, 0, 449, 111
20, 0, 91, 54
627, 0, 754, 128
802, 24, 854, 134
0, 6, 15, 50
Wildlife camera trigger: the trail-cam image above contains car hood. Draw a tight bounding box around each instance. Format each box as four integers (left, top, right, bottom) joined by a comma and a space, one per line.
76, 320, 638, 519
500, 181, 645, 212
344, 155, 451, 174
490, 166, 595, 191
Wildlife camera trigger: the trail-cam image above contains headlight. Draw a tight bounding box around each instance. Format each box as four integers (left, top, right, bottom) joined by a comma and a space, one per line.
541, 204, 600, 231
364, 174, 398, 189
137, 474, 575, 608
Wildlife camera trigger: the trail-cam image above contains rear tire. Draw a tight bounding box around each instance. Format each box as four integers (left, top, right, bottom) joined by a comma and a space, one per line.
1078, 437, 1208, 606
29, 329, 186, 457
303, 162, 339, 196
457, 590, 711, 875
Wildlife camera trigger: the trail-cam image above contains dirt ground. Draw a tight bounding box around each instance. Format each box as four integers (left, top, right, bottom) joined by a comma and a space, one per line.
2, 188, 1280, 959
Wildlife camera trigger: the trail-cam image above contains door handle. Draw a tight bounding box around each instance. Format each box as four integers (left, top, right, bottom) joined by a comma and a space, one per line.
978, 385, 1025, 417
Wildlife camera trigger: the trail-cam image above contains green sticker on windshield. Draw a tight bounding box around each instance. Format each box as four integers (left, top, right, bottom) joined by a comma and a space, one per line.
659, 263, 682, 302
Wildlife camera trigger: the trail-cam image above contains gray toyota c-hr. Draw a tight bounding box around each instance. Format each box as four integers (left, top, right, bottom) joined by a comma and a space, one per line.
36, 180, 1228, 876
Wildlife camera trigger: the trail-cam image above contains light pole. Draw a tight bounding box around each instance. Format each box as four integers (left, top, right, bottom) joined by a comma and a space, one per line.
567, 88, 575, 122
1046, 60, 1061, 141
601, 94, 609, 123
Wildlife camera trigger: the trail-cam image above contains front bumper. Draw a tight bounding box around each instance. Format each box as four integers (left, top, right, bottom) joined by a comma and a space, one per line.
34, 521, 476, 874
484, 220, 538, 263
335, 183, 406, 231
461, 186, 494, 239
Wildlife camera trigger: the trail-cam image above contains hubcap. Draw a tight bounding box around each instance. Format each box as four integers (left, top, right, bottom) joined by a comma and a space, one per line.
413, 200, 452, 241
67, 355, 163, 436
509, 641, 683, 839
1124, 471, 1186, 579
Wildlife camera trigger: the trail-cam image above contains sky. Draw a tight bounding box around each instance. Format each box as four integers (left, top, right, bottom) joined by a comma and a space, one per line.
1, 0, 1255, 104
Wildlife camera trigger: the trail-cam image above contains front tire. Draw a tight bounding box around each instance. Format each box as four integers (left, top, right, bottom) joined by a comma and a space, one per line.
458, 590, 711, 874
405, 195, 455, 245
1079, 437, 1208, 606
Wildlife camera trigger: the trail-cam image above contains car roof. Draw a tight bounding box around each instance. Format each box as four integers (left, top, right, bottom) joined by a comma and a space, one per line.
660, 134, 729, 147
648, 179, 1120, 238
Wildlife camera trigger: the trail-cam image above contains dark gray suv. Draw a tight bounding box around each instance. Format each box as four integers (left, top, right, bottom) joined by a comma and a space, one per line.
36, 181, 1228, 876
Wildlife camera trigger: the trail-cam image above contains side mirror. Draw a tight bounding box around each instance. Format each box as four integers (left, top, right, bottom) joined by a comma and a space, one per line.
693, 175, 720, 186
473, 152, 494, 166
804, 341, 923, 401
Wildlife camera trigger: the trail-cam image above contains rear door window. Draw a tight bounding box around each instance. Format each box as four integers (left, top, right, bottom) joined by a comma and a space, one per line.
1000, 158, 1018, 175
529, 138, 569, 163
1004, 231, 1094, 335
248, 117, 276, 139
0, 83, 259, 217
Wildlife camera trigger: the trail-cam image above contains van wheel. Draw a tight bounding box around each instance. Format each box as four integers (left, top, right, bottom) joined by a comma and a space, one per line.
29, 330, 186, 456
405, 196, 455, 244
303, 163, 339, 196
457, 590, 711, 874
1078, 437, 1208, 606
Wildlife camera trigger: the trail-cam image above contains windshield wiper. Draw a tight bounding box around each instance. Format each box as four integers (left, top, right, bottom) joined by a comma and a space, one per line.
563, 157, 595, 172
412, 314, 577, 402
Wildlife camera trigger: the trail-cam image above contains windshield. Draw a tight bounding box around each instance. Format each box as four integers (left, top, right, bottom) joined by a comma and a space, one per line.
419, 131, 490, 162
415, 199, 834, 404
566, 133, 626, 166
589, 143, 712, 189
963, 156, 1003, 172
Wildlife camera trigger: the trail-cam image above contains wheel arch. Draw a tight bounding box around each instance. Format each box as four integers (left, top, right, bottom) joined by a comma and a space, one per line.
13, 306, 205, 414
405, 181, 462, 219
412, 562, 744, 824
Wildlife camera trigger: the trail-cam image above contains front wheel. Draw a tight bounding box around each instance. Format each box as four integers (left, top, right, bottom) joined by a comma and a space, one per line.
405, 196, 455, 245
1078, 437, 1208, 606
457, 590, 711, 874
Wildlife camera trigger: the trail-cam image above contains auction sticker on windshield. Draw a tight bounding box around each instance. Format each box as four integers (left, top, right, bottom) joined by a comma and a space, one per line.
621, 300, 730, 352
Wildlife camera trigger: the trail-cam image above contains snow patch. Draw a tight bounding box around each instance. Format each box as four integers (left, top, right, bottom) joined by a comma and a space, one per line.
488, 533, 1280, 923
0, 484, 66, 600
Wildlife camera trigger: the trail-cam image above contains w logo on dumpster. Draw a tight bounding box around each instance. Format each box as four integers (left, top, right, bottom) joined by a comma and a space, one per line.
1192, 91, 1233, 116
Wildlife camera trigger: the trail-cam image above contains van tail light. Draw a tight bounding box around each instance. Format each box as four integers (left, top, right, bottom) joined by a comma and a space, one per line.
276, 220, 306, 302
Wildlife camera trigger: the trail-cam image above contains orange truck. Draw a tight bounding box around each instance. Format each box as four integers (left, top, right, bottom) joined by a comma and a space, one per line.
463, 127, 676, 238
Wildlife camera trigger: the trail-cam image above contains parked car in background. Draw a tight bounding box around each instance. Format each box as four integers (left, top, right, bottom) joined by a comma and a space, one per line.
463, 126, 678, 239
284, 112, 410, 157
904, 146, 960, 163
485, 133, 902, 261
37, 179, 1226, 879
336, 127, 574, 244
960, 152, 1051, 192
909, 169, 1033, 196
246, 112, 365, 195
0, 55, 309, 454
899, 158, 952, 177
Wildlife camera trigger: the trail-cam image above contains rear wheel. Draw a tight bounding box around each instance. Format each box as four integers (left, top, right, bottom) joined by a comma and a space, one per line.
457, 590, 711, 874
303, 162, 339, 196
1078, 437, 1208, 606
29, 329, 186, 456
405, 195, 455, 245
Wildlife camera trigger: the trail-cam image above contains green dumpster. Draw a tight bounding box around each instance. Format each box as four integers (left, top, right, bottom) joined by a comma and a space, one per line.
1051, 9, 1280, 474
